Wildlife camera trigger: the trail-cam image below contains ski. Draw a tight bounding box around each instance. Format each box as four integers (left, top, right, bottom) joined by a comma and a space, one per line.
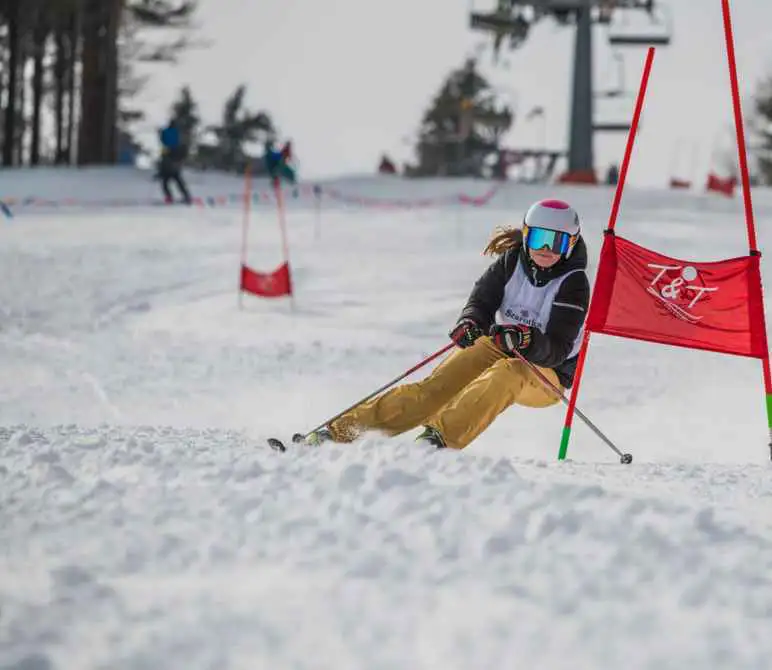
267, 437, 287, 452
267, 433, 307, 452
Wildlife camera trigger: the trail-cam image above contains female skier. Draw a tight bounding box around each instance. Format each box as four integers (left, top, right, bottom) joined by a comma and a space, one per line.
309, 198, 591, 449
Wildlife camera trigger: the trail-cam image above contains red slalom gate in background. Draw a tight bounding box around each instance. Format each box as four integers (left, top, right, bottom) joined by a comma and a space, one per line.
238, 165, 295, 308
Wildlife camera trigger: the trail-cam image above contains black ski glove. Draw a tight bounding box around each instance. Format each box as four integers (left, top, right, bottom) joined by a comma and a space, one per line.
449, 318, 484, 349
489, 323, 532, 356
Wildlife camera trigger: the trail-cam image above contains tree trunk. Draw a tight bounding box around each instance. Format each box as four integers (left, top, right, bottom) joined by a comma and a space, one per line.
102, 0, 123, 163
78, 0, 99, 164
3, 0, 21, 166
66, 3, 81, 164
54, 19, 67, 163
78, 0, 122, 165
15, 44, 27, 166
31, 13, 48, 166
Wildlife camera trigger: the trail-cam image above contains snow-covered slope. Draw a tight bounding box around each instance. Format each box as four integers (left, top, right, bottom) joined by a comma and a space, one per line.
2, 169, 771, 669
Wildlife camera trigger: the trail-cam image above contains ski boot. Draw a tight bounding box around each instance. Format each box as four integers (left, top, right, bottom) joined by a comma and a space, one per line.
415, 426, 447, 449
302, 427, 334, 446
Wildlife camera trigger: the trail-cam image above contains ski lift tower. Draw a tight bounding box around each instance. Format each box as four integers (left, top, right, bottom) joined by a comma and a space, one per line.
469, 0, 672, 181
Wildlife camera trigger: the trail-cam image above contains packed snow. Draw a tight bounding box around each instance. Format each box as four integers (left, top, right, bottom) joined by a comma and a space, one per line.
2, 167, 772, 669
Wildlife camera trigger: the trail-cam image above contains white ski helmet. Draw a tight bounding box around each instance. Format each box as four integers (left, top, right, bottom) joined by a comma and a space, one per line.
522, 199, 580, 258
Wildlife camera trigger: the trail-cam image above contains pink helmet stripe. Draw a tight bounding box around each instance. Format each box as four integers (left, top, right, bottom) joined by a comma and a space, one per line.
539, 199, 570, 209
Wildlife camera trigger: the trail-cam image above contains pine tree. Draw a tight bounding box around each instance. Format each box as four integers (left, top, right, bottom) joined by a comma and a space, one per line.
0, 0, 201, 166
116, 0, 201, 163
78, 0, 199, 165
751, 74, 772, 184
200, 84, 275, 172
411, 58, 513, 177
170, 85, 200, 154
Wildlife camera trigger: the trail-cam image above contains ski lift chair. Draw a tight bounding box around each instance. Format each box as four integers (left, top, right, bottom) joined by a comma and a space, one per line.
593, 87, 636, 133
469, 9, 531, 52
595, 50, 626, 99
607, 3, 672, 46
593, 121, 633, 133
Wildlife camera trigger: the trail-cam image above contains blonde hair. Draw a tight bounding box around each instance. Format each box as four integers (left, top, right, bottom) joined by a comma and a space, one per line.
482, 226, 523, 256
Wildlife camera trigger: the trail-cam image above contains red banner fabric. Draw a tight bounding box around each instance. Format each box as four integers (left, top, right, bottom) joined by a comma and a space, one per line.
240, 262, 292, 298
587, 234, 768, 358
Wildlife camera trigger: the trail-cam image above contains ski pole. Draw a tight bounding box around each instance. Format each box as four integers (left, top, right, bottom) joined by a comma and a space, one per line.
291, 342, 455, 444
509, 348, 633, 464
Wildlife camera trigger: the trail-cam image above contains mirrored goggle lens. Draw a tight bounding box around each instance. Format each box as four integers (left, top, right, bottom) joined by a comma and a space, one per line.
526, 226, 571, 254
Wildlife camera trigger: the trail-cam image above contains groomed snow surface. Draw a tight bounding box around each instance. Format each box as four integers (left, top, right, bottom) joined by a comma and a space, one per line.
2, 168, 772, 669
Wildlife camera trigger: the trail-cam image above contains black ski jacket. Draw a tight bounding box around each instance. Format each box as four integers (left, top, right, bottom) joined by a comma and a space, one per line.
457, 237, 590, 388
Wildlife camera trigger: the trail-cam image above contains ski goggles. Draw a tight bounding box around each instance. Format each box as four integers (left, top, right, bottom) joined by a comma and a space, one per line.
524, 225, 575, 255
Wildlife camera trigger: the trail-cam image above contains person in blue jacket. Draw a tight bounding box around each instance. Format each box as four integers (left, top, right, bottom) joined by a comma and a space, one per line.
264, 139, 296, 184
158, 119, 192, 204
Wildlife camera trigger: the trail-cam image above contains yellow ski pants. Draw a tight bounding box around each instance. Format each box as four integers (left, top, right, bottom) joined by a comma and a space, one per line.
328, 336, 563, 449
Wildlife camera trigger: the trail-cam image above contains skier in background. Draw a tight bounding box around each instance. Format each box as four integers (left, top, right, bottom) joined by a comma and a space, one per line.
304, 199, 591, 450
158, 119, 192, 204
264, 139, 297, 184
378, 154, 397, 174
280, 140, 293, 167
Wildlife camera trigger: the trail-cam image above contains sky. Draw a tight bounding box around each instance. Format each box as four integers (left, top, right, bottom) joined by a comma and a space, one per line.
134, 0, 772, 187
